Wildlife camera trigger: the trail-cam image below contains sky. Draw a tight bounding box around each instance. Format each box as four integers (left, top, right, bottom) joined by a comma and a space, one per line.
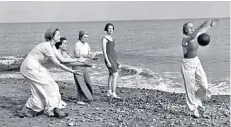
0, 1, 229, 23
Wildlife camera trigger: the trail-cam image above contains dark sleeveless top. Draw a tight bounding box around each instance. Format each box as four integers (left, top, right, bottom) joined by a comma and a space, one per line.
104, 37, 117, 62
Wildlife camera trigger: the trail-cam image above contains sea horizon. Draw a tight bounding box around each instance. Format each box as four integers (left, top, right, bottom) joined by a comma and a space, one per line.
0, 16, 229, 24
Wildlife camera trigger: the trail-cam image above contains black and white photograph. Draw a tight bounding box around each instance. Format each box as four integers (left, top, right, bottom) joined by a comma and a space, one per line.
0, 1, 230, 127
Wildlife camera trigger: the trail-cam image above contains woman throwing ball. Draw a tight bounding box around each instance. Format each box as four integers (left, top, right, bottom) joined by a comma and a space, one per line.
181, 19, 219, 118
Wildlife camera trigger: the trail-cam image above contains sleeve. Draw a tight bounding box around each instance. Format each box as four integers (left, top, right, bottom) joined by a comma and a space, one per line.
74, 42, 81, 56
88, 43, 91, 53
43, 43, 55, 57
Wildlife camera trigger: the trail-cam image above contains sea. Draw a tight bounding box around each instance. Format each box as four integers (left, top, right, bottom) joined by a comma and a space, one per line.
0, 18, 230, 95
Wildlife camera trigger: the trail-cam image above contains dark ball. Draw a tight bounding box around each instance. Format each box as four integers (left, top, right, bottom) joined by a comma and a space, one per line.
197, 33, 210, 46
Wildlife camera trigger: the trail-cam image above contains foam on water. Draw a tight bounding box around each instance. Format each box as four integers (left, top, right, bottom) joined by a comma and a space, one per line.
0, 55, 229, 95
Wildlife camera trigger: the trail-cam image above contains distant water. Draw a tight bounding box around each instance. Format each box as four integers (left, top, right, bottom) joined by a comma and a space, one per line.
0, 18, 230, 95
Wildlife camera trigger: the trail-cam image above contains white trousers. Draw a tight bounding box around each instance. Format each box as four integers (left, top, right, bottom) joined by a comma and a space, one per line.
181, 56, 211, 111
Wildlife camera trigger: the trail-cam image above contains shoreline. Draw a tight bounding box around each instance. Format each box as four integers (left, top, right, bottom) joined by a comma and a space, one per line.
0, 77, 230, 127
0, 71, 230, 95
0, 70, 230, 95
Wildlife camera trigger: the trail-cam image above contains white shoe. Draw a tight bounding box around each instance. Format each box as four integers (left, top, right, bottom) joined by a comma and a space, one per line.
193, 109, 200, 118
111, 93, 121, 99
206, 92, 211, 100
199, 105, 205, 110
45, 110, 54, 117
77, 101, 86, 105
204, 89, 211, 100
60, 100, 67, 108
106, 90, 113, 97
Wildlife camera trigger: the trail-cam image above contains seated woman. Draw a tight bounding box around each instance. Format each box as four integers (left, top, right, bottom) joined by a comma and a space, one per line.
73, 31, 99, 105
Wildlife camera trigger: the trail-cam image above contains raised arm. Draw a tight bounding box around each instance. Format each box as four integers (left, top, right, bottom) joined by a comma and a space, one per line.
198, 19, 219, 35
182, 19, 219, 44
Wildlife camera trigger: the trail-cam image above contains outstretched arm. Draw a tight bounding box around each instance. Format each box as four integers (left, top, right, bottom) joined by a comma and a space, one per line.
49, 55, 82, 75
52, 46, 80, 63
61, 52, 92, 67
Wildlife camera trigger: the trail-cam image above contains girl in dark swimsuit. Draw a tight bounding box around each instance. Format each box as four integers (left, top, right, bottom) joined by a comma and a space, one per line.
101, 23, 121, 99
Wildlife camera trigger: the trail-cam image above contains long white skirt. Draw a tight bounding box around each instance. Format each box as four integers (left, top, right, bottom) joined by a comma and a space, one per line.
20, 55, 66, 113
181, 56, 211, 111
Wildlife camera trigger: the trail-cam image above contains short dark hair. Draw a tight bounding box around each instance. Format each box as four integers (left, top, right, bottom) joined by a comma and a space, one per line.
183, 22, 191, 35
55, 37, 67, 49
104, 23, 114, 31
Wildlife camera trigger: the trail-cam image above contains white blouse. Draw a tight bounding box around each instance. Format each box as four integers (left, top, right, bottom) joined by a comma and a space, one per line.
74, 41, 91, 61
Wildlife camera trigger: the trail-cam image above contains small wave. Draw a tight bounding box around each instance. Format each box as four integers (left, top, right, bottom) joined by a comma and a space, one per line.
120, 65, 141, 76
208, 78, 230, 95
0, 55, 25, 71
119, 64, 157, 78
94, 51, 103, 55
68, 51, 103, 57
0, 55, 25, 61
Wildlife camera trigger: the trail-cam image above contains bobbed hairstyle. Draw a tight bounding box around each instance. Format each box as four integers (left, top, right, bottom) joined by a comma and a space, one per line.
104, 23, 114, 31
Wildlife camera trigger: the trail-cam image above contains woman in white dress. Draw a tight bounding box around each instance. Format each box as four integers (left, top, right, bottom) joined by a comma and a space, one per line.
19, 28, 82, 117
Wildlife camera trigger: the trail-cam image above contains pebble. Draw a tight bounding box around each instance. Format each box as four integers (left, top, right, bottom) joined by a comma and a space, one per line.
67, 122, 75, 126
95, 107, 100, 111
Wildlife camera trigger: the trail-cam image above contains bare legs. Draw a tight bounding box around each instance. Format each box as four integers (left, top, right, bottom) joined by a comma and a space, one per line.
107, 72, 120, 98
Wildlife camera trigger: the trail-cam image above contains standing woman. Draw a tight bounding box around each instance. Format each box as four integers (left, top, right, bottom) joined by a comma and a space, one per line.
101, 23, 121, 99
73, 31, 98, 105
20, 28, 81, 117
181, 19, 219, 118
